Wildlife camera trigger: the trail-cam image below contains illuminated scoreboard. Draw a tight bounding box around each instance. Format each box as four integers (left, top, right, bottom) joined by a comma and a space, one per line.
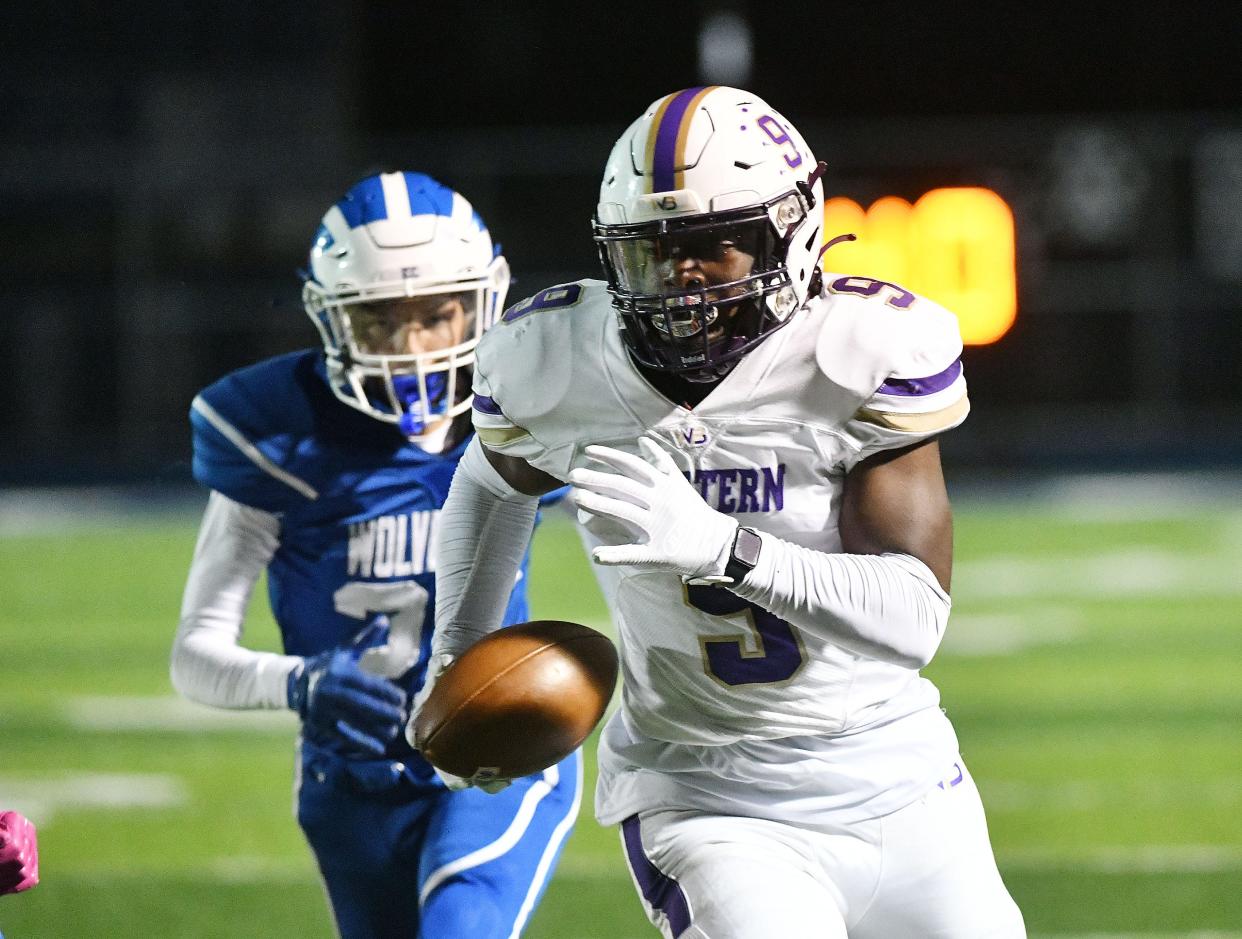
821, 188, 1016, 345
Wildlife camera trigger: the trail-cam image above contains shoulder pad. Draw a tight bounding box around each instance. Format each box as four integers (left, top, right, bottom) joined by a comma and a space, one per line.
498, 280, 594, 325
476, 280, 608, 420
814, 277, 964, 399
471, 280, 612, 467
190, 351, 321, 512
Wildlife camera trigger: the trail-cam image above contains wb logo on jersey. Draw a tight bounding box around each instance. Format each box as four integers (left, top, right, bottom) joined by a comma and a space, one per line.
673, 422, 710, 448
347, 511, 440, 577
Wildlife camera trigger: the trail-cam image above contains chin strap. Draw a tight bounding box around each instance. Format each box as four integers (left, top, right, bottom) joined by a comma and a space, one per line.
796, 160, 828, 210
817, 232, 858, 264
798, 160, 849, 300
807, 232, 858, 299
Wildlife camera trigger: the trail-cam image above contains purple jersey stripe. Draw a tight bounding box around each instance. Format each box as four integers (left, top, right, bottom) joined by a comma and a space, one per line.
471, 394, 504, 416
621, 816, 691, 937
937, 761, 965, 789
877, 358, 963, 397
651, 87, 706, 194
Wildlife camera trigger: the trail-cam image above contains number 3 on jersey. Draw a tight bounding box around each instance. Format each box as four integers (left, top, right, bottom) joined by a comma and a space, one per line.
688, 585, 805, 686
334, 580, 429, 679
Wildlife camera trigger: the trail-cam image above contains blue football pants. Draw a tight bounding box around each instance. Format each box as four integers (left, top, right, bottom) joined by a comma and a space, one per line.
296, 744, 583, 939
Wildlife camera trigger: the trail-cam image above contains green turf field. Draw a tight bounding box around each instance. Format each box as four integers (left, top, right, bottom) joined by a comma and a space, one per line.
1, 489, 1240, 937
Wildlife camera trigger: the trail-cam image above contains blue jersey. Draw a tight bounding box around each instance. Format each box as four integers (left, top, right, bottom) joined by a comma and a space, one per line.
190, 349, 533, 765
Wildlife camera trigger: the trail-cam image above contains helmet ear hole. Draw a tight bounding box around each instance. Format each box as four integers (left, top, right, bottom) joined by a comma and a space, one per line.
807, 268, 823, 298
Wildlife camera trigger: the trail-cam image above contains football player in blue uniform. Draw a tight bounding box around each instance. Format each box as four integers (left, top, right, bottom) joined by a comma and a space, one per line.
171, 171, 582, 939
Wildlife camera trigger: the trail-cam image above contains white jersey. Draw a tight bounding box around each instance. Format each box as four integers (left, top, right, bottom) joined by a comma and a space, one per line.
471, 276, 970, 827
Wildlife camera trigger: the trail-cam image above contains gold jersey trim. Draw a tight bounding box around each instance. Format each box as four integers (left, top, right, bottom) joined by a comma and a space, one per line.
476, 424, 532, 447
855, 395, 970, 432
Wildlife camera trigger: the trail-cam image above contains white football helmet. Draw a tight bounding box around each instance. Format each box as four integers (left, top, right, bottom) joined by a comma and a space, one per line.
303, 171, 510, 438
594, 86, 824, 381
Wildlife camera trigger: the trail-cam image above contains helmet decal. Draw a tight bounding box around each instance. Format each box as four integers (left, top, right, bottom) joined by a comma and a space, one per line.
645, 86, 718, 193
335, 171, 458, 230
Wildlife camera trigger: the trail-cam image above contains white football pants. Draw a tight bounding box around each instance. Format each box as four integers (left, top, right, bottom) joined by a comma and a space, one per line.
619, 762, 1025, 938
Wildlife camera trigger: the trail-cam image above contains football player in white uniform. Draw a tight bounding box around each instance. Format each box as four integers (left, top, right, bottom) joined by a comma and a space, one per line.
416, 88, 1026, 937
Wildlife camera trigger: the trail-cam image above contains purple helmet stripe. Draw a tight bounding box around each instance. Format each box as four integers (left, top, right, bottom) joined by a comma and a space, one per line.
877, 358, 963, 397
650, 87, 707, 194
471, 394, 504, 416
621, 816, 691, 937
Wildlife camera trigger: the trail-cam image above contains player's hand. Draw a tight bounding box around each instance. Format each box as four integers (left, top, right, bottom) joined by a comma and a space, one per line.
430, 766, 514, 795
0, 810, 39, 895
288, 649, 407, 757
569, 437, 738, 580
406, 653, 512, 794
406, 651, 456, 735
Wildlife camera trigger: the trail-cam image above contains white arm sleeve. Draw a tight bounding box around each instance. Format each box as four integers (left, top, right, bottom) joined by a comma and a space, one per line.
729, 532, 951, 670
170, 491, 303, 709
432, 437, 541, 659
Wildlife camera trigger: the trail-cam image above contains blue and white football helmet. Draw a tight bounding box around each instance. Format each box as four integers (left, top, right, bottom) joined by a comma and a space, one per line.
303, 172, 510, 438
594, 87, 823, 382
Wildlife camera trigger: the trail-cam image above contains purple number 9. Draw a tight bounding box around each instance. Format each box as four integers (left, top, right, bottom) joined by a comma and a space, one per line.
502, 283, 584, 323
689, 585, 804, 686
756, 115, 803, 169
827, 276, 917, 310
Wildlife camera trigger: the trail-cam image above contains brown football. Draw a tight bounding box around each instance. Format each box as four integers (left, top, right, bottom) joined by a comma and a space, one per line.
413, 620, 619, 781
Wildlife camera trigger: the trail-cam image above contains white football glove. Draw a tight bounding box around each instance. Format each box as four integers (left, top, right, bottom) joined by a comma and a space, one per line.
405, 652, 512, 795
407, 651, 455, 733
430, 767, 514, 795
569, 437, 739, 582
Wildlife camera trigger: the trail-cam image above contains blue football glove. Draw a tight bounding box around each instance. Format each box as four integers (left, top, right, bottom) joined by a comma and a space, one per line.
287, 649, 407, 757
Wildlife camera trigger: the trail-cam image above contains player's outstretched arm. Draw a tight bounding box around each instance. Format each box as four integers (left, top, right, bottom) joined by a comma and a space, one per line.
838, 438, 953, 592
572, 436, 953, 669
171, 492, 304, 709
408, 439, 558, 769
427, 438, 559, 662
731, 438, 953, 668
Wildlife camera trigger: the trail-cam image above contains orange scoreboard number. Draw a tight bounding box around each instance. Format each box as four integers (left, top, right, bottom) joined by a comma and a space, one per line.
822, 188, 1016, 345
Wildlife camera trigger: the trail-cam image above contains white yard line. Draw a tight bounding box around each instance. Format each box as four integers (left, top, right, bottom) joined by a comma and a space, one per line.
0, 772, 187, 824
1003, 844, 1242, 873
204, 855, 318, 885
1032, 933, 1242, 938
941, 607, 1084, 654
955, 471, 1242, 521
0, 487, 201, 536
984, 779, 1241, 814
67, 695, 297, 732
954, 548, 1242, 600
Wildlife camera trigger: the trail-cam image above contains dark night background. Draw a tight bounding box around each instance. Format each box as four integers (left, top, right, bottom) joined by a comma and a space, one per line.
3, 0, 1240, 485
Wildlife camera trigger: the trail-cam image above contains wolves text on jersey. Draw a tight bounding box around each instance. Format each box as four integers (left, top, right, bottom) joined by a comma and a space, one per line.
684, 464, 784, 514
347, 510, 441, 578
